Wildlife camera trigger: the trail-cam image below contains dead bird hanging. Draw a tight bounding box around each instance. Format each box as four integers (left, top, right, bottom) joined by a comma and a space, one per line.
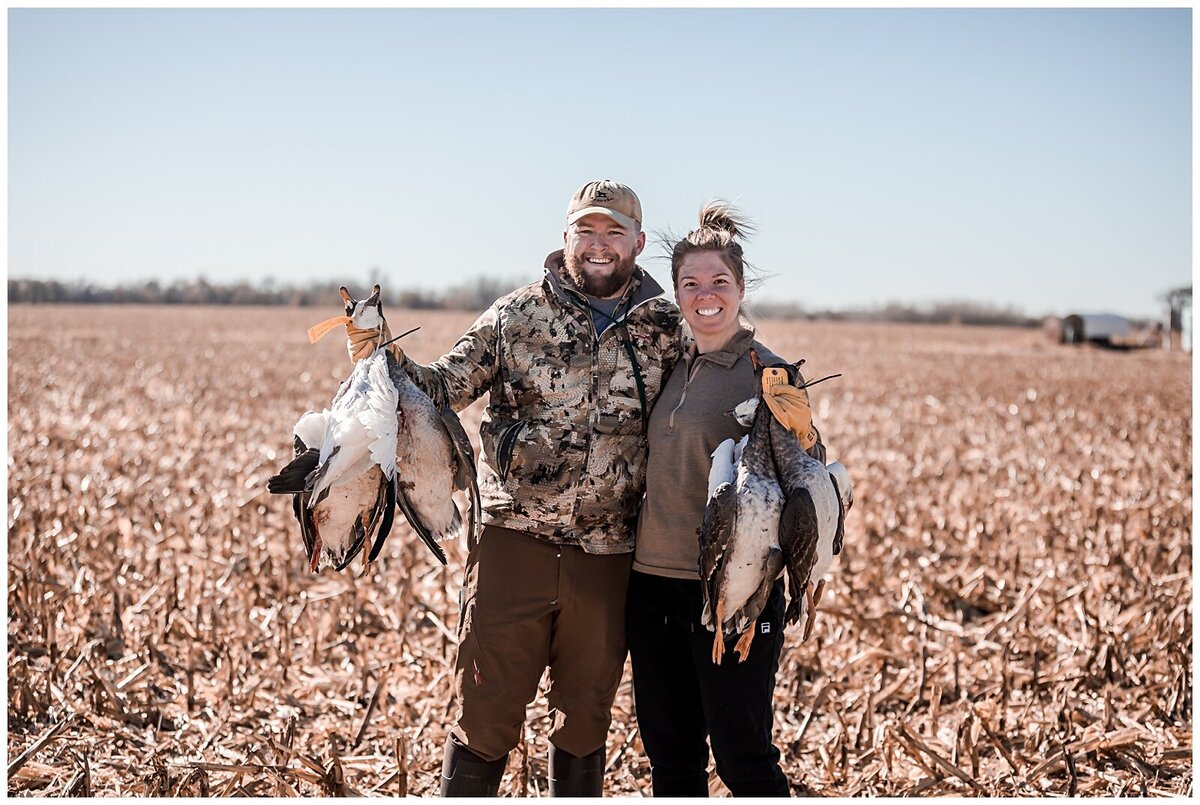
268, 285, 481, 572
699, 350, 854, 663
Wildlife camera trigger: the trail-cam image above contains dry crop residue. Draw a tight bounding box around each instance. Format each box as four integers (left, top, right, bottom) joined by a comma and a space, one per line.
8, 305, 1192, 796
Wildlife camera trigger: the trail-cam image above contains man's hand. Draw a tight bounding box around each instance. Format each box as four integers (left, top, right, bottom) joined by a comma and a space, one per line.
347, 318, 401, 364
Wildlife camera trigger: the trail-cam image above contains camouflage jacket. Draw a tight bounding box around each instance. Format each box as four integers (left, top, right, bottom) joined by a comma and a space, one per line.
399, 251, 682, 554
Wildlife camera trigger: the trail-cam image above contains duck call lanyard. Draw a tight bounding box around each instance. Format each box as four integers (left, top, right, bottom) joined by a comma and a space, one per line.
577, 296, 650, 428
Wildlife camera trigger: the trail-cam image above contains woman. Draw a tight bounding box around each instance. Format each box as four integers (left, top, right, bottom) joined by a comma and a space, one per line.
628, 201, 826, 796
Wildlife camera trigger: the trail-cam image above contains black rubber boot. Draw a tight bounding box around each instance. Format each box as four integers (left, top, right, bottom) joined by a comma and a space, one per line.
548, 744, 605, 797
440, 735, 508, 797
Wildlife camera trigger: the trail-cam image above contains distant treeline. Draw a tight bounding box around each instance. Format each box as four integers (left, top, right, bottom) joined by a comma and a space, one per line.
747, 299, 1043, 327
10, 276, 1044, 327
7, 276, 521, 312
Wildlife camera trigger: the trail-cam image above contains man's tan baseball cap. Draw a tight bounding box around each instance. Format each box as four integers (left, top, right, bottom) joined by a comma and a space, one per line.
566, 180, 642, 231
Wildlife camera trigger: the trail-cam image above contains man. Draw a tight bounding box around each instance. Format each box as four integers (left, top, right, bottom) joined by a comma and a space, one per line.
347, 181, 681, 796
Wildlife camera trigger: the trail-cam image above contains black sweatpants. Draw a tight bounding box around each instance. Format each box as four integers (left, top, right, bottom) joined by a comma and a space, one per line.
626, 570, 791, 797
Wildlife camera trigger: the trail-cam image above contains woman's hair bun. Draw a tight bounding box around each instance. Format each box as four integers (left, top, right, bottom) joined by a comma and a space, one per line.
698, 199, 755, 241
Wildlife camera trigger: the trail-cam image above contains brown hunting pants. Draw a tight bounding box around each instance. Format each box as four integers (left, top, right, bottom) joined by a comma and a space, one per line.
450, 525, 633, 762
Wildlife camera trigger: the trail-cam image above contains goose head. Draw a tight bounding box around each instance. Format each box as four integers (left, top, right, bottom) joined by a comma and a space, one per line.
340, 284, 384, 330
749, 348, 805, 398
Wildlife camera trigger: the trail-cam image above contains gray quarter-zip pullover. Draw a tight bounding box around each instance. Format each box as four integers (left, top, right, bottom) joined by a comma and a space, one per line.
634, 324, 825, 579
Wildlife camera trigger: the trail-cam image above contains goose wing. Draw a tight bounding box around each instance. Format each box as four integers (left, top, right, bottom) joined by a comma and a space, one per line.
311, 354, 397, 501
358, 352, 400, 478
828, 476, 846, 556
269, 451, 321, 565
827, 461, 852, 554
366, 478, 398, 563
378, 352, 454, 565
268, 448, 320, 495
698, 480, 737, 630
293, 494, 319, 567
333, 474, 394, 570
779, 487, 821, 626
270, 411, 329, 494
439, 406, 481, 549
395, 482, 449, 566
707, 437, 738, 496
269, 413, 330, 565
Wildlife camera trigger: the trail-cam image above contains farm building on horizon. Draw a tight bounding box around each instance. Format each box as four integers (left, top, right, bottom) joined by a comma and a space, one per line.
1054, 313, 1133, 345
1046, 289, 1192, 353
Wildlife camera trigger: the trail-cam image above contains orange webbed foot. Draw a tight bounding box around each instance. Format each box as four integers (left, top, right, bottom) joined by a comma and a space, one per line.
734, 627, 755, 663
802, 581, 818, 641
712, 599, 727, 664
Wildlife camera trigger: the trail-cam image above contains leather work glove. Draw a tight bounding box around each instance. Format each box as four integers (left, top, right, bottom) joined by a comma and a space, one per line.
760, 367, 818, 451
346, 318, 405, 365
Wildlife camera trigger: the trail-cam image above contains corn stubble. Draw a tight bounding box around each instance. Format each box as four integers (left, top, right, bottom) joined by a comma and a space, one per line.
7, 306, 1192, 796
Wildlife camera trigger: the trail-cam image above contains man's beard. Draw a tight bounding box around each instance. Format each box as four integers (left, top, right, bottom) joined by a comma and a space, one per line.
563, 252, 638, 298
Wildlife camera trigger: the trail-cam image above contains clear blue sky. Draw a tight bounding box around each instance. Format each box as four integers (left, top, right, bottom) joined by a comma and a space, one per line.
8, 8, 1192, 318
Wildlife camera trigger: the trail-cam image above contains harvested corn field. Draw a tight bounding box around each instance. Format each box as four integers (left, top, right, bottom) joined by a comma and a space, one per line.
7, 304, 1193, 796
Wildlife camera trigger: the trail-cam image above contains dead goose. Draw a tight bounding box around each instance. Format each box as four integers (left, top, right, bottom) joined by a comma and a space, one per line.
699, 350, 850, 663
760, 354, 851, 641
387, 352, 481, 555
271, 284, 479, 571
268, 285, 409, 570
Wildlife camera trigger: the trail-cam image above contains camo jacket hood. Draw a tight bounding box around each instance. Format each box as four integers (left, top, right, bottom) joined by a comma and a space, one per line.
397, 251, 682, 554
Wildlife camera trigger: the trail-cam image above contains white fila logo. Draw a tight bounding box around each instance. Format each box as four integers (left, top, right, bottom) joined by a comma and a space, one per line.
761, 622, 771, 635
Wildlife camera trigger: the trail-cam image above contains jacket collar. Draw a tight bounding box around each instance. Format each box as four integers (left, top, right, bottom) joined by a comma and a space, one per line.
683, 321, 756, 369
543, 250, 667, 313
